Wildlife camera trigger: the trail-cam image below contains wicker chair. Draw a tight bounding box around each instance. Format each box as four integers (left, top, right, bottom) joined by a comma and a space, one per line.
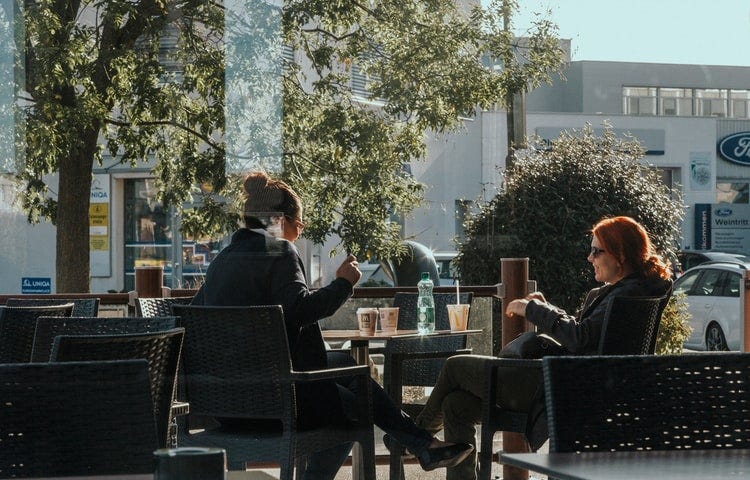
172, 304, 376, 479
137, 296, 193, 317
384, 292, 473, 479
0, 303, 75, 363
543, 353, 750, 453
5, 297, 100, 317
478, 293, 670, 480
0, 359, 157, 477
50, 328, 185, 449
31, 315, 178, 362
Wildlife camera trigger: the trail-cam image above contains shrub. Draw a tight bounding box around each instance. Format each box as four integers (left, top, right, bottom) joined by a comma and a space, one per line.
457, 123, 690, 351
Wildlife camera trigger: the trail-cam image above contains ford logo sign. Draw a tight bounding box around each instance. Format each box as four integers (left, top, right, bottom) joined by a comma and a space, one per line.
718, 132, 750, 165
715, 207, 733, 216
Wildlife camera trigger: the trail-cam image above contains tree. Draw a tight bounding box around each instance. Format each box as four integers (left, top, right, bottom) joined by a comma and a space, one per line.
18, 0, 226, 292
457, 124, 683, 312
15, 0, 564, 292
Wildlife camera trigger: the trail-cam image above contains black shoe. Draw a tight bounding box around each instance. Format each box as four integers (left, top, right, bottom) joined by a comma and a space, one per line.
382, 434, 415, 459
415, 442, 474, 471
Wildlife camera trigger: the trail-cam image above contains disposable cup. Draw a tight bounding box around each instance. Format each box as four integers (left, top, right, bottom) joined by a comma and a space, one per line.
356, 308, 378, 335
447, 304, 470, 331
378, 307, 399, 332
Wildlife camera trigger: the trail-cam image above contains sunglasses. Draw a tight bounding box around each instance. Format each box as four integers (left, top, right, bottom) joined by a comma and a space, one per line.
589, 246, 606, 257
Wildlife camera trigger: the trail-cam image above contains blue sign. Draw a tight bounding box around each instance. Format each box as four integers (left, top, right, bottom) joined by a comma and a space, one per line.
694, 204, 711, 250
21, 277, 51, 294
718, 132, 750, 166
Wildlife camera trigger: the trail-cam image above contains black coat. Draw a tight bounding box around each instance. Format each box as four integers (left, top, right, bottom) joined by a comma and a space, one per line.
192, 228, 352, 371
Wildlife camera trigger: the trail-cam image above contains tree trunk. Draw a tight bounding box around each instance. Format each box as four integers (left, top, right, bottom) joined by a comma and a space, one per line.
55, 127, 99, 293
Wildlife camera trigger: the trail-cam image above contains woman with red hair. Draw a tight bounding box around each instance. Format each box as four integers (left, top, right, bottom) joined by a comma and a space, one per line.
410, 216, 672, 480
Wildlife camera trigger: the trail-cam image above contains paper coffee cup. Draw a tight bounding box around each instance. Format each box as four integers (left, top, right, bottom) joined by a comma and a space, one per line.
447, 304, 470, 331
378, 307, 399, 332
356, 308, 378, 335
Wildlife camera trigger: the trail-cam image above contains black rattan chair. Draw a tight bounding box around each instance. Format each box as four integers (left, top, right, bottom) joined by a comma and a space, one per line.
172, 304, 376, 479
31, 315, 178, 362
478, 293, 670, 480
384, 292, 473, 479
50, 328, 184, 449
137, 296, 193, 317
5, 297, 100, 317
0, 359, 157, 477
0, 303, 75, 363
543, 353, 750, 453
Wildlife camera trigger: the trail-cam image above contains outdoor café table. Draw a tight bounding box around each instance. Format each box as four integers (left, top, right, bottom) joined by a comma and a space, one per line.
27, 470, 274, 480
322, 328, 483, 365
500, 449, 750, 480
322, 328, 482, 480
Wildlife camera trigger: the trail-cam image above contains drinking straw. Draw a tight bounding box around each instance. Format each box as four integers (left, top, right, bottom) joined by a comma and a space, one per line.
456, 279, 460, 305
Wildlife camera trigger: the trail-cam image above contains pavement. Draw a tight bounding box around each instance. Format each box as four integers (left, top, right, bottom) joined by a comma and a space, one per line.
248, 426, 549, 480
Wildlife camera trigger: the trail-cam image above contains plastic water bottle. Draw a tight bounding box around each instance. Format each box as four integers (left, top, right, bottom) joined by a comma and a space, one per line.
417, 272, 435, 334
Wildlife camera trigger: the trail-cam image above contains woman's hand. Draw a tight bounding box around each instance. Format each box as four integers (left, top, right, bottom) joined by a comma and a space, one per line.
336, 254, 362, 286
505, 298, 529, 318
526, 291, 546, 303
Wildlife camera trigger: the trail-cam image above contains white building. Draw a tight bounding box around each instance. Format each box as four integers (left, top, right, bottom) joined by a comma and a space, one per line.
402, 60, 750, 267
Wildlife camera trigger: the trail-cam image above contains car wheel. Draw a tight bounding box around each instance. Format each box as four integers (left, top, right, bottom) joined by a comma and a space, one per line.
705, 323, 729, 351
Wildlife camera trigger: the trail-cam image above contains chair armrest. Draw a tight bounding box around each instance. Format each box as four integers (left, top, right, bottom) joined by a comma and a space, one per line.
388, 349, 472, 363
290, 364, 370, 382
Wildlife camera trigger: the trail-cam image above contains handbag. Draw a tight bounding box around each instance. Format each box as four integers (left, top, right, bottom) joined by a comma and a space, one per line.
499, 331, 568, 359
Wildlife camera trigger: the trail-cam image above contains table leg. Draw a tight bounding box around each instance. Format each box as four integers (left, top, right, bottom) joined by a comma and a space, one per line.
349, 341, 370, 480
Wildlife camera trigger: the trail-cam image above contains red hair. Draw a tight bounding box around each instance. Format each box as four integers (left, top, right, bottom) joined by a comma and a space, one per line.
592, 216, 671, 280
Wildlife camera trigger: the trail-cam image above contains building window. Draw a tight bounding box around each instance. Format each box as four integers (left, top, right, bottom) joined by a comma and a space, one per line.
623, 87, 656, 115
730, 90, 750, 118
659, 88, 693, 116
695, 89, 727, 117
716, 182, 749, 204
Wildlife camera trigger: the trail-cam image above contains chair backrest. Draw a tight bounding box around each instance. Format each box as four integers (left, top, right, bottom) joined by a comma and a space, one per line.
0, 304, 75, 363
386, 292, 473, 387
171, 304, 293, 420
31, 315, 178, 362
597, 295, 667, 355
543, 353, 750, 453
137, 296, 193, 317
50, 328, 184, 449
5, 297, 100, 317
0, 359, 157, 477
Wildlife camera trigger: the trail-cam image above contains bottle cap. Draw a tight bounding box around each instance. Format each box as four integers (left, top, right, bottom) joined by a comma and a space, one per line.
421, 272, 429, 280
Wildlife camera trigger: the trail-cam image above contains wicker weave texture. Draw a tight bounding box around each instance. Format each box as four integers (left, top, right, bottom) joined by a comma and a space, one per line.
137, 296, 193, 317
544, 353, 750, 453
172, 305, 376, 478
50, 328, 184, 449
0, 304, 74, 363
31, 315, 177, 362
598, 296, 663, 355
6, 297, 100, 317
0, 360, 158, 477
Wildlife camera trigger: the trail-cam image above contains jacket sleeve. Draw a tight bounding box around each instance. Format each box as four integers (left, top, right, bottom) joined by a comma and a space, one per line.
270, 246, 353, 330
524, 298, 607, 354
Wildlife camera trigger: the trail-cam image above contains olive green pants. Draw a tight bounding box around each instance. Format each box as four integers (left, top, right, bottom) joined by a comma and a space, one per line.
415, 355, 542, 480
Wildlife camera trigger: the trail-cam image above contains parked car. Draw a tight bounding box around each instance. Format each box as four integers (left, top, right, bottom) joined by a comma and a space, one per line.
674, 261, 747, 351
677, 250, 750, 273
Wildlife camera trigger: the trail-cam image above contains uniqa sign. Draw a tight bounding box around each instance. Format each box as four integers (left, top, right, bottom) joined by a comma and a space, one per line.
718, 132, 750, 166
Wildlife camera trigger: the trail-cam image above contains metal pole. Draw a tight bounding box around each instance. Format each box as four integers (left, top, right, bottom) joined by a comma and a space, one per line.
500, 257, 533, 480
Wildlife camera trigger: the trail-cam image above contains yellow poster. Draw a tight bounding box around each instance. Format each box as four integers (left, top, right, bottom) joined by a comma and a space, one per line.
89, 204, 109, 251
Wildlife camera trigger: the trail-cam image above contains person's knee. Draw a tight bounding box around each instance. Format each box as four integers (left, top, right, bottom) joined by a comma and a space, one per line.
443, 391, 481, 426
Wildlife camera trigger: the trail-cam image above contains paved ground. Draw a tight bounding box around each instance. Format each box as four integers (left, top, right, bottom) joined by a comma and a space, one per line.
249, 427, 549, 480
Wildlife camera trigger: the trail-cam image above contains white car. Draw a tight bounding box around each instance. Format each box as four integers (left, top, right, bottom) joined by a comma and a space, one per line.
674, 262, 746, 351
